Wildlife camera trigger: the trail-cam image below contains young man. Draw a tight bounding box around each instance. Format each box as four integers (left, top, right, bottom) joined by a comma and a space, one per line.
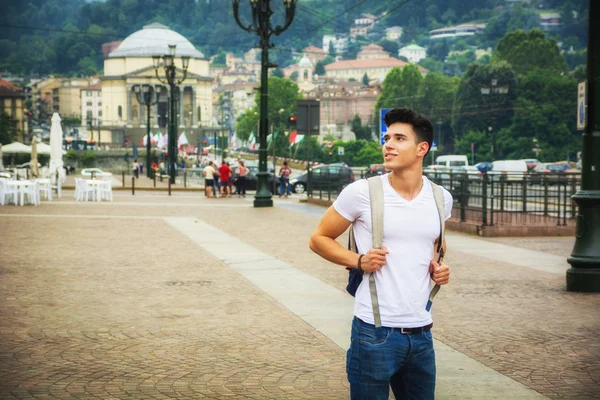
219, 161, 232, 197
309, 108, 453, 400
202, 161, 217, 198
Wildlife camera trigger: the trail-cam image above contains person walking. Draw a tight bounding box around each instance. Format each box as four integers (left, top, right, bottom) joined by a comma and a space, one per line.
309, 108, 453, 400
279, 161, 292, 197
202, 161, 217, 198
237, 160, 249, 197
132, 160, 140, 179
219, 161, 232, 198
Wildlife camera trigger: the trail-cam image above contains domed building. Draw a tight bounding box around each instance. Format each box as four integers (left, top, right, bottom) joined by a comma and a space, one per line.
297, 55, 315, 92
101, 23, 213, 144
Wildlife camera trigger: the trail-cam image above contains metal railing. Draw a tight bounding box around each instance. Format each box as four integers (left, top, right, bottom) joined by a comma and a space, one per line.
309, 170, 581, 227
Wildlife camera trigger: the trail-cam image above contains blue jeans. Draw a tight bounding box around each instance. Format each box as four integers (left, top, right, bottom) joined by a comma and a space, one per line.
279, 177, 291, 195
347, 317, 436, 400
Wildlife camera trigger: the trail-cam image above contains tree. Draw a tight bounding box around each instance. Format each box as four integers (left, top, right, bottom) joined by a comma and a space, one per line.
235, 109, 258, 143
492, 29, 568, 76
362, 73, 370, 86
271, 68, 284, 78
314, 61, 326, 76
375, 65, 423, 112
351, 115, 372, 141
0, 112, 13, 145
290, 71, 299, 81
452, 61, 517, 140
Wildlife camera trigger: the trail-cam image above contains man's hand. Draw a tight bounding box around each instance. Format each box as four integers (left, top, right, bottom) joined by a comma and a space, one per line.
361, 247, 389, 273
429, 260, 450, 285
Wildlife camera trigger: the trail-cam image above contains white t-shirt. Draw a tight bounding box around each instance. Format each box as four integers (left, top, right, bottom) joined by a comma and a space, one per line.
203, 165, 216, 179
333, 174, 453, 328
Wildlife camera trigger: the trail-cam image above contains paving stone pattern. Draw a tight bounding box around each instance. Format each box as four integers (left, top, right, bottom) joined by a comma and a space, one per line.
1, 192, 599, 399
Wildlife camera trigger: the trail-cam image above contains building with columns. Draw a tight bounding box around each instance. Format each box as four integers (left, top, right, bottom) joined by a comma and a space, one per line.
101, 23, 213, 145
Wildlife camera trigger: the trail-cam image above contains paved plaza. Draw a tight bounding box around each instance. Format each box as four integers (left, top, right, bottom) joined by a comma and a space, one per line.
0, 190, 599, 399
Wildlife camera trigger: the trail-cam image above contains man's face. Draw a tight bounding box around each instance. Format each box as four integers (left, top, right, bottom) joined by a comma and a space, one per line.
382, 122, 428, 171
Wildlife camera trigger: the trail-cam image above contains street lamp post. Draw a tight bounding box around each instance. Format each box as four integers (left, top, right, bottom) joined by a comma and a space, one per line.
567, 0, 600, 292
135, 85, 159, 178
152, 44, 190, 184
480, 80, 509, 161
233, 0, 297, 208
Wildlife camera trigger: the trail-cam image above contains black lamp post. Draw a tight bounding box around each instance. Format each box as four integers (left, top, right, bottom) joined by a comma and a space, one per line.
233, 0, 296, 208
480, 80, 509, 161
567, 0, 600, 292
135, 85, 159, 178
153, 44, 190, 184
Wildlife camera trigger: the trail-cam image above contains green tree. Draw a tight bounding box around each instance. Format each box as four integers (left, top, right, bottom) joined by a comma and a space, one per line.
0, 112, 13, 145
271, 68, 284, 78
362, 73, 370, 86
314, 61, 326, 76
492, 29, 568, 76
235, 109, 258, 143
455, 130, 492, 163
375, 65, 423, 112
351, 114, 372, 141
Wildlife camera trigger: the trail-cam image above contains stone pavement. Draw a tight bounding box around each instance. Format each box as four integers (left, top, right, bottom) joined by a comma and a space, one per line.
0, 191, 598, 399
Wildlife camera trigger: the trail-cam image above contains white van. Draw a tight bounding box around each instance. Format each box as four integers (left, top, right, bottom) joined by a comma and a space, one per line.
435, 155, 469, 168
490, 160, 528, 181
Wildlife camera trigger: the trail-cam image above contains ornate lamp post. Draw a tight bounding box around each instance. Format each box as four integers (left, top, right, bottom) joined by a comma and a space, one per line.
135, 85, 159, 178
233, 0, 297, 207
480, 79, 509, 161
152, 45, 190, 184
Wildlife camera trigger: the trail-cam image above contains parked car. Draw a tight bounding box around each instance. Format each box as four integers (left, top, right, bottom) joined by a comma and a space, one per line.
435, 155, 469, 168
231, 166, 280, 194
520, 158, 541, 171
81, 168, 113, 178
489, 160, 528, 182
474, 161, 493, 172
289, 165, 354, 194
364, 163, 386, 178
529, 163, 567, 185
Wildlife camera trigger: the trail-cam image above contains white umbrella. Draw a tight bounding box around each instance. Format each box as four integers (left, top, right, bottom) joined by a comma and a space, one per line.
30, 137, 39, 178
158, 133, 168, 149
2, 142, 32, 154
36, 142, 65, 155
178, 132, 189, 148
49, 113, 65, 183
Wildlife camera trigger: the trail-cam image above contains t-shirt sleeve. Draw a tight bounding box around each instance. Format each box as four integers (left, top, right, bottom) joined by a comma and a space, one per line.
442, 187, 453, 221
332, 179, 369, 223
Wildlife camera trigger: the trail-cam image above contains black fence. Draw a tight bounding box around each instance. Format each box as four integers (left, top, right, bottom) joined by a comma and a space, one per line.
309, 171, 581, 227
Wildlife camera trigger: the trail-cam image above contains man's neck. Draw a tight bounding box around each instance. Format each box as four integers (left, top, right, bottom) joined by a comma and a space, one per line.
388, 165, 423, 199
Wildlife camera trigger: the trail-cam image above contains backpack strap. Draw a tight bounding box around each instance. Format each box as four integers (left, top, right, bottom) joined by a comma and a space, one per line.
427, 181, 446, 312
367, 176, 384, 328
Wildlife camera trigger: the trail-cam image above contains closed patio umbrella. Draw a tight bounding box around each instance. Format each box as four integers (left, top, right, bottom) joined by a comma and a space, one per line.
30, 137, 39, 178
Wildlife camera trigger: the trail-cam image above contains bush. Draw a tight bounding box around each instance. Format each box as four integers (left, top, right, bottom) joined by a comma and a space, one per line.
66, 150, 77, 161
80, 151, 96, 167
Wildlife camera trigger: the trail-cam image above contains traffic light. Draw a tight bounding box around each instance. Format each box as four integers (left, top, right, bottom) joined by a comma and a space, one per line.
288, 116, 297, 127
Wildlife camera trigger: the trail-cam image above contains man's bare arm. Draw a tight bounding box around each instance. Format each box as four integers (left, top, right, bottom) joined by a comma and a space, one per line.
309, 206, 388, 272
309, 206, 358, 269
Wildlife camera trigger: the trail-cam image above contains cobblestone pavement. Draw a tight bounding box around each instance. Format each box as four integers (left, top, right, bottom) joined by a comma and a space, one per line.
1, 192, 599, 399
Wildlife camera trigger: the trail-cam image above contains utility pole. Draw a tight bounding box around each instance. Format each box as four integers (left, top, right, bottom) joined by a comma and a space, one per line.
567, 0, 600, 292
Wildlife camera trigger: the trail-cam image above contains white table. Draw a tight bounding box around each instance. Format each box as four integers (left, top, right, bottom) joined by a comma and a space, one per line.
5, 180, 34, 206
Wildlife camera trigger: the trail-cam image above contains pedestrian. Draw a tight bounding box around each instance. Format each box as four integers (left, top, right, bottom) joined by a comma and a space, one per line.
237, 160, 249, 197
308, 108, 453, 400
279, 160, 292, 197
219, 161, 232, 198
212, 163, 221, 197
202, 161, 217, 198
132, 159, 139, 179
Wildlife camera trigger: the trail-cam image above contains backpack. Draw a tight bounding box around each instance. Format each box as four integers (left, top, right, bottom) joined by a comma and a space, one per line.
345, 176, 447, 328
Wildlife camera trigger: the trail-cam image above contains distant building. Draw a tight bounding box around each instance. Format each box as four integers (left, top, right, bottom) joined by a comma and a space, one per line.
322, 34, 349, 54
297, 56, 315, 92
302, 46, 328, 66
304, 81, 381, 140
325, 58, 426, 83
0, 79, 28, 141
244, 48, 261, 63
354, 14, 377, 26
429, 23, 485, 40
385, 26, 403, 41
58, 78, 98, 120
398, 44, 427, 63
102, 22, 213, 145
220, 69, 256, 85
540, 13, 562, 30
357, 44, 390, 60
101, 41, 122, 58
81, 82, 102, 127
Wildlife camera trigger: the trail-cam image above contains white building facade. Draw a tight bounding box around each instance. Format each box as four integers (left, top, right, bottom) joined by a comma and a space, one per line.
398, 44, 427, 63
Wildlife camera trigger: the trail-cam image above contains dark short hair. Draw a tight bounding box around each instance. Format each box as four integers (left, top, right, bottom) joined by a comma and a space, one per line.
383, 108, 434, 155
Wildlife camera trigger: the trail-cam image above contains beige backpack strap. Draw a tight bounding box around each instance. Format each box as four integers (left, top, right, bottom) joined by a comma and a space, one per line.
427, 181, 446, 311
367, 176, 384, 327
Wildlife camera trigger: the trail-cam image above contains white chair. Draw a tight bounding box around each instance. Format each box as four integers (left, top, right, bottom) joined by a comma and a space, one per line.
23, 181, 40, 206
99, 180, 113, 202
76, 179, 95, 201
0, 180, 17, 206
36, 179, 52, 201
